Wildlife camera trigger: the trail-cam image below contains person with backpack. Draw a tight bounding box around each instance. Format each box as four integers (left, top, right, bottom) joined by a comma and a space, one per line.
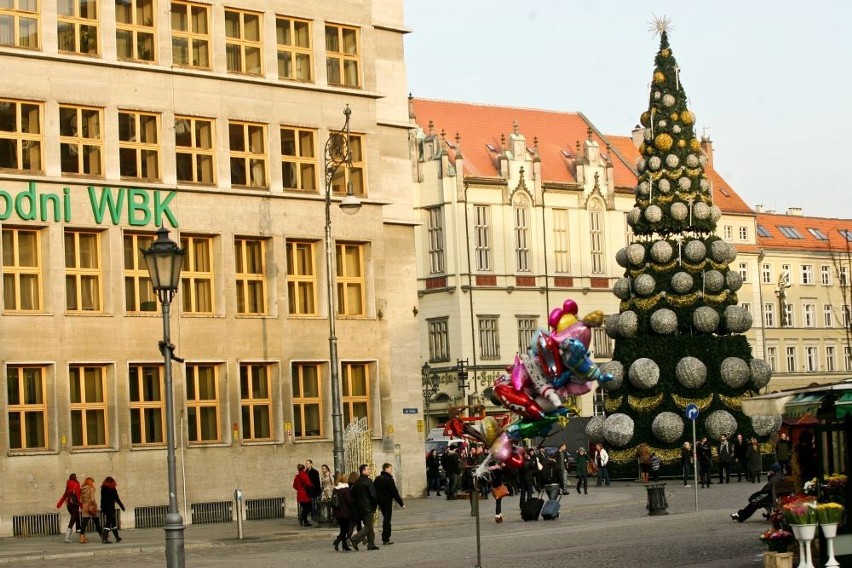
56, 473, 82, 543
331, 473, 353, 552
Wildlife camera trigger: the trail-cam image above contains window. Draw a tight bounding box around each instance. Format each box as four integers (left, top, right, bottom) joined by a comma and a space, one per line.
756, 225, 771, 238
341, 362, 370, 427
478, 316, 500, 360
228, 121, 267, 187
234, 238, 266, 315
186, 364, 220, 443
762, 263, 772, 284
517, 317, 537, 354
336, 242, 365, 316
824, 304, 833, 327
801, 265, 813, 285
821, 265, 832, 286
175, 115, 214, 184
766, 347, 777, 372
473, 205, 491, 271
786, 346, 796, 372
805, 346, 818, 372
590, 201, 604, 274
171, 1, 210, 68
292, 363, 322, 437
513, 195, 530, 272
69, 365, 108, 447
426, 207, 445, 274
328, 133, 365, 196
843, 305, 851, 328
0, 99, 42, 172
592, 327, 614, 358
778, 226, 804, 239
58, 0, 98, 54
286, 240, 317, 315
325, 23, 360, 87
64, 230, 101, 312
803, 303, 816, 327
123, 232, 156, 312
763, 303, 775, 327
180, 235, 214, 314
840, 266, 849, 287
428, 318, 449, 362
276, 16, 312, 81
59, 105, 102, 176
7, 365, 47, 450
826, 346, 836, 372
0, 0, 38, 48
240, 363, 272, 441
739, 262, 748, 282
118, 110, 159, 180
115, 0, 155, 62
224, 8, 262, 75
553, 208, 570, 273
738, 226, 748, 240
723, 226, 732, 240
2, 227, 41, 311
808, 228, 828, 240
741, 303, 751, 315
846, 346, 852, 371
280, 127, 317, 191
841, 230, 852, 242
783, 304, 794, 327
129, 364, 164, 445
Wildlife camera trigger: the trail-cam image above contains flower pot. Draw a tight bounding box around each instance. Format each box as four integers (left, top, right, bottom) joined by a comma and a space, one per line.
821, 522, 838, 539
792, 523, 817, 540
821, 522, 840, 568
790, 523, 817, 568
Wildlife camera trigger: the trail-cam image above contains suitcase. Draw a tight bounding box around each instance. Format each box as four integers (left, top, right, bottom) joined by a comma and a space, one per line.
521, 496, 544, 521
541, 497, 561, 520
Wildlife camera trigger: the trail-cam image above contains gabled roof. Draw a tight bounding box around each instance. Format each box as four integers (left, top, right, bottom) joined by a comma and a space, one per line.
756, 212, 852, 253
412, 98, 752, 214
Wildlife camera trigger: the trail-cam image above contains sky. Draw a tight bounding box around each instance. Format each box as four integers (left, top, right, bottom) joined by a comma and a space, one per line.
402, 1, 852, 220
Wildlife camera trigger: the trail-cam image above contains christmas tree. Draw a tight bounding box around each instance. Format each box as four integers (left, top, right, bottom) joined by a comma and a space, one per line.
590, 19, 778, 466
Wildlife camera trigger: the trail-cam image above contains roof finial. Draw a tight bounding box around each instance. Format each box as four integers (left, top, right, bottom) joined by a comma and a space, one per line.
440, 128, 446, 140
513, 120, 519, 135
500, 133, 506, 148
587, 126, 593, 142
427, 120, 434, 136
533, 136, 539, 149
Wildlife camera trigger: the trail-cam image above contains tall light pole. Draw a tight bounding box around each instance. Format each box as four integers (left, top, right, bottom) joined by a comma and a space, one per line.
325, 106, 362, 475
421, 362, 440, 431
143, 226, 186, 568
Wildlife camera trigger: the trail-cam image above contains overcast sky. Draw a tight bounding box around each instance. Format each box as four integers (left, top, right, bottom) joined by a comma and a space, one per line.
403, 1, 852, 220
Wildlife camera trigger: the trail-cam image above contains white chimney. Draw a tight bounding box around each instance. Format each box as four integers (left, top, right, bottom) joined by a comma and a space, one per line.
631, 124, 644, 149
786, 207, 802, 216
754, 204, 764, 213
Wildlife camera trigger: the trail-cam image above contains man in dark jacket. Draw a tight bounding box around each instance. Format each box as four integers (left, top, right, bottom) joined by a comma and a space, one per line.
733, 433, 749, 482
350, 464, 380, 551
697, 437, 713, 488
305, 459, 322, 523
374, 463, 405, 545
441, 447, 461, 500
718, 434, 733, 484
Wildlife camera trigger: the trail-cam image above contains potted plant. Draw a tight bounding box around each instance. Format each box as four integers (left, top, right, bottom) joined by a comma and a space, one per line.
817, 502, 845, 568
759, 528, 794, 553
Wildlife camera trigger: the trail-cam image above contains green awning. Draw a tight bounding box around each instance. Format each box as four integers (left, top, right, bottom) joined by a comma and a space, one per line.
835, 392, 852, 419
785, 393, 828, 419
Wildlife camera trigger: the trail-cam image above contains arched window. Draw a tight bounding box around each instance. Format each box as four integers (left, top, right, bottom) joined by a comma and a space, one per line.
589, 200, 604, 274
513, 193, 530, 272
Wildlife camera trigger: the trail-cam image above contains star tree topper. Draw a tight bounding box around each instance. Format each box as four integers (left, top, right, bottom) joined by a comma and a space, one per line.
648, 15, 673, 38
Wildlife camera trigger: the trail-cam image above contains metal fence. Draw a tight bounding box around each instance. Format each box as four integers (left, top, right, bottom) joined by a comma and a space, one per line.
134, 505, 168, 529
13, 513, 60, 537
191, 501, 233, 525
245, 497, 285, 521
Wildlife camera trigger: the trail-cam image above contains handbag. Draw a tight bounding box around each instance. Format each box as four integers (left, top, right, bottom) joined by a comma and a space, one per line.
491, 484, 509, 500
586, 461, 598, 475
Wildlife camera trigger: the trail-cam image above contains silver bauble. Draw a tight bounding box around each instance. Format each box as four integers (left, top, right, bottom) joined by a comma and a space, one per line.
652, 412, 685, 443
637, 158, 647, 173
665, 154, 679, 168
617, 311, 639, 337
693, 306, 720, 333
720, 357, 750, 388
673, 124, 681, 134
752, 415, 782, 437
650, 241, 673, 263
627, 243, 646, 267
644, 128, 652, 141
670, 202, 688, 221
654, 90, 661, 100
724, 305, 753, 333
671, 271, 694, 293
658, 178, 671, 193
699, 178, 710, 191
604, 314, 620, 338
685, 154, 700, 168
693, 201, 711, 220
662, 94, 675, 107
615, 247, 628, 268
649, 156, 661, 171
627, 207, 641, 226
684, 240, 707, 263
710, 240, 731, 263
603, 413, 635, 447
599, 361, 624, 392
705, 410, 738, 441
613, 278, 632, 300
650, 308, 678, 334
638, 181, 650, 196
634, 274, 656, 297
726, 244, 738, 263
629, 358, 660, 390
586, 415, 606, 443
699, 155, 708, 167
710, 205, 722, 222
645, 205, 663, 223
750, 358, 772, 390
678, 176, 692, 191
703, 270, 725, 293
676, 357, 707, 389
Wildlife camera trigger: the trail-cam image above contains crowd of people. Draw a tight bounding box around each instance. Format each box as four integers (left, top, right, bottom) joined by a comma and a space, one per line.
56, 474, 125, 544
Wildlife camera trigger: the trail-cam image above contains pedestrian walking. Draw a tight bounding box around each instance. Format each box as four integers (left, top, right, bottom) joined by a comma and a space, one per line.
305, 460, 322, 524
556, 444, 570, 494
774, 432, 792, 477
320, 463, 335, 524
350, 464, 380, 551
347, 471, 362, 540
374, 463, 405, 545
331, 473, 353, 552
697, 436, 713, 488
425, 449, 441, 496
489, 463, 508, 523
441, 447, 461, 500
746, 437, 762, 483
575, 447, 590, 494
594, 443, 611, 487
649, 452, 661, 483
637, 442, 651, 484
79, 476, 103, 543
681, 441, 693, 487
518, 448, 538, 509
733, 433, 748, 481
56, 473, 82, 543
717, 434, 733, 484
99, 476, 125, 543
293, 464, 314, 527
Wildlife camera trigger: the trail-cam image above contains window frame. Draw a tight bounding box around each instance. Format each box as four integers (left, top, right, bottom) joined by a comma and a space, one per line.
185, 363, 221, 444
786, 346, 797, 373
552, 208, 570, 274
57, 0, 98, 55
59, 104, 103, 177
115, 0, 156, 62
228, 120, 267, 188
170, 0, 211, 69
801, 264, 813, 285
589, 201, 604, 274
286, 240, 318, 316
513, 196, 530, 273
803, 303, 816, 328
174, 115, 215, 185
2, 226, 42, 312
738, 226, 748, 241
234, 237, 267, 315
329, 132, 365, 197
239, 363, 273, 442
280, 126, 317, 191
805, 346, 818, 373
6, 365, 48, 450
0, 98, 43, 173
0, 0, 39, 49
826, 346, 836, 372
824, 304, 833, 328
325, 23, 361, 88
341, 361, 370, 428
69, 364, 109, 448
766, 346, 778, 372
128, 363, 165, 446
426, 206, 445, 275
763, 302, 775, 328
761, 263, 772, 284
224, 8, 263, 76
473, 204, 491, 272
738, 262, 748, 282
118, 110, 160, 180
179, 234, 215, 315
291, 362, 323, 438
123, 231, 157, 313
276, 16, 312, 82
427, 317, 449, 362
517, 316, 537, 354
335, 242, 365, 317
64, 229, 102, 313
478, 315, 500, 360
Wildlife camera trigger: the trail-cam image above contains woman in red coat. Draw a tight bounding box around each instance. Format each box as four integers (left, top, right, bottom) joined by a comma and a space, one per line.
56, 473, 82, 543
293, 464, 314, 526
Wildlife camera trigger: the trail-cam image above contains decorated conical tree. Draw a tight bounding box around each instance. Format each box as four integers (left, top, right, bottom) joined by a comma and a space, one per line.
589, 19, 778, 467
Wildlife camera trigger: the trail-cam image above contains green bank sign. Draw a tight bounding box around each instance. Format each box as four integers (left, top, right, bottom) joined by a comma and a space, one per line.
0, 183, 179, 227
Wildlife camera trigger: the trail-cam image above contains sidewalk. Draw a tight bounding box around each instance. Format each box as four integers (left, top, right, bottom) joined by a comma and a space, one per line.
0, 479, 765, 566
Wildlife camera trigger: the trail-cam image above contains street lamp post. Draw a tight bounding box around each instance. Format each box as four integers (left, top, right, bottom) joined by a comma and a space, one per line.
325, 106, 362, 475
142, 226, 186, 568
421, 362, 440, 430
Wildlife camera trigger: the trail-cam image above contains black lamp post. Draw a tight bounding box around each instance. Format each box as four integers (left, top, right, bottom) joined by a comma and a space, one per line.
421, 362, 440, 428
325, 106, 362, 475
142, 226, 185, 568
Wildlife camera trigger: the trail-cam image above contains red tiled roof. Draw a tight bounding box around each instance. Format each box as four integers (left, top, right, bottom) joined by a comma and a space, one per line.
756, 212, 852, 253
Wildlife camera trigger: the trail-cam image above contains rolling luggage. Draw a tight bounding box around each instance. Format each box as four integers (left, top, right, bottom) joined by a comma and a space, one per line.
521, 495, 544, 521
541, 484, 562, 520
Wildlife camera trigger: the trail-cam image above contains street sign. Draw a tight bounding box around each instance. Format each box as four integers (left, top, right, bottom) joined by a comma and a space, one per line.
402, 408, 418, 415
685, 403, 699, 421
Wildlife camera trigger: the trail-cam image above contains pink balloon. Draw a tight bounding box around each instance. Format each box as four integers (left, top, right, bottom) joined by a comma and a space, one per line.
548, 307, 563, 329
491, 432, 512, 462
563, 299, 578, 316
510, 354, 531, 391
552, 321, 591, 349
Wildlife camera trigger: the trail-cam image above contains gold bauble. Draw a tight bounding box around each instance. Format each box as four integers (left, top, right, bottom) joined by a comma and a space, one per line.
654, 133, 673, 151
661, 48, 671, 58
690, 138, 702, 151
681, 110, 695, 125
640, 111, 650, 126
639, 142, 646, 154
653, 71, 665, 85
678, 139, 687, 148
671, 112, 679, 121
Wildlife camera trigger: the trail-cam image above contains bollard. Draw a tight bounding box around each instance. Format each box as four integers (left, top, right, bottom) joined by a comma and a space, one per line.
645, 483, 669, 516
235, 489, 244, 539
